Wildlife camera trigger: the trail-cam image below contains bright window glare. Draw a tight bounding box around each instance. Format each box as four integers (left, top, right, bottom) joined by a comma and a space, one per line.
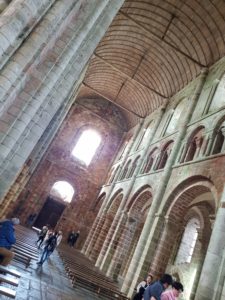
72, 130, 101, 165
50, 181, 74, 203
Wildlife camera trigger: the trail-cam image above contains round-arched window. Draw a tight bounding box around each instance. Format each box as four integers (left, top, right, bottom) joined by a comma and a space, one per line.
50, 181, 75, 203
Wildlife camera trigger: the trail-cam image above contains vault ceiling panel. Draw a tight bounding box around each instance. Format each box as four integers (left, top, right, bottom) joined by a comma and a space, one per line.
80, 0, 225, 129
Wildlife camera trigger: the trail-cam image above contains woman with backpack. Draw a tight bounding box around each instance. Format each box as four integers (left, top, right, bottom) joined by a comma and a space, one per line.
37, 232, 57, 265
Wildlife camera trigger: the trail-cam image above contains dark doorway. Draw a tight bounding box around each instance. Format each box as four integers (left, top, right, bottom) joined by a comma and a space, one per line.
33, 197, 66, 229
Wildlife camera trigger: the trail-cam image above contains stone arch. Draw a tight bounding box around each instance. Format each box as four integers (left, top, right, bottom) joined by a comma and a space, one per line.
156, 140, 174, 170
181, 126, 205, 162
164, 177, 217, 219
120, 160, 131, 180
127, 155, 141, 178
141, 147, 158, 174
154, 176, 217, 300
106, 189, 123, 212
91, 192, 106, 212
211, 114, 225, 155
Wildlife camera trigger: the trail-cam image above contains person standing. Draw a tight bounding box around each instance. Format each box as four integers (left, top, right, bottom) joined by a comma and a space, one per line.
56, 231, 63, 247
143, 274, 173, 300
67, 231, 75, 247
0, 218, 20, 266
133, 274, 153, 300
161, 281, 184, 300
72, 230, 80, 247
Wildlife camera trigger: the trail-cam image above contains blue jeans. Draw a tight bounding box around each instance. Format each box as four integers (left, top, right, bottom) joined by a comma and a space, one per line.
38, 248, 52, 264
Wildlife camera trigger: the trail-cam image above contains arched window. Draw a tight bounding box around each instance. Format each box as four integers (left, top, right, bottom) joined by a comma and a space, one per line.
176, 218, 200, 264
156, 141, 174, 170
50, 181, 75, 203
142, 148, 158, 174
182, 127, 205, 163
109, 165, 120, 184
136, 121, 152, 150
120, 160, 131, 180
212, 123, 225, 155
165, 98, 188, 135
72, 129, 101, 165
127, 156, 140, 178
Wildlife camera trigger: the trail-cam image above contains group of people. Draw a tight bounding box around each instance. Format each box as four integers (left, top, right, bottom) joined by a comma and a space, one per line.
133, 273, 184, 300
36, 225, 63, 266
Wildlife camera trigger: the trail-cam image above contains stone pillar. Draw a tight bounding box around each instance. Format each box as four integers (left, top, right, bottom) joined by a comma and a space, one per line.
194, 137, 203, 159
96, 211, 127, 269
106, 215, 138, 279
0, 0, 55, 70
121, 68, 208, 297
95, 106, 167, 270
0, 0, 125, 202
150, 217, 178, 278
89, 214, 112, 261
203, 131, 214, 156
220, 127, 225, 153
195, 186, 225, 300
0, 0, 8, 13
177, 141, 187, 163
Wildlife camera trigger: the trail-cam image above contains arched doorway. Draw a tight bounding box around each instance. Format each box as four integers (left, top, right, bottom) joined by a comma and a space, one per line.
34, 181, 75, 229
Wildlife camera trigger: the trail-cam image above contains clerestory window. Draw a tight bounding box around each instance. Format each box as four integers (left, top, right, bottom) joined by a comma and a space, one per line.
72, 129, 101, 165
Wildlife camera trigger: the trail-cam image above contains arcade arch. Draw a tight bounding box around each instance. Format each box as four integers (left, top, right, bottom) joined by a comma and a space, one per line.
150, 178, 216, 300
107, 186, 153, 280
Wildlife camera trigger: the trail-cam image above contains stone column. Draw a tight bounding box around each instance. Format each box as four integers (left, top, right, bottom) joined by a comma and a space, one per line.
220, 127, 225, 153
177, 141, 187, 163
106, 215, 138, 279
194, 137, 203, 159
95, 106, 167, 270
195, 185, 225, 300
0, 0, 8, 13
0, 0, 125, 202
203, 130, 214, 156
0, 0, 55, 70
150, 217, 179, 277
121, 68, 208, 297
89, 214, 112, 261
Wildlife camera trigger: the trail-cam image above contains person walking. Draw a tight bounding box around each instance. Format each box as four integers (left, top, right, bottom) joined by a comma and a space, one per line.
0, 218, 20, 266
143, 274, 173, 300
36, 225, 48, 248
37, 232, 57, 266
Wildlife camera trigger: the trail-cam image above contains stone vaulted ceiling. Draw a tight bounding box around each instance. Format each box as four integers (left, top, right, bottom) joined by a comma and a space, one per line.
79, 0, 225, 129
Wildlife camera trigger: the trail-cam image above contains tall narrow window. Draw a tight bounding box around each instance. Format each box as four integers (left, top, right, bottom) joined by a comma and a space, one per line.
176, 218, 200, 264
72, 129, 101, 165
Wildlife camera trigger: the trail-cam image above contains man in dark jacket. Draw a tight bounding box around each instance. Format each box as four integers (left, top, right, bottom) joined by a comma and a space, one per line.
0, 218, 20, 266
143, 274, 173, 300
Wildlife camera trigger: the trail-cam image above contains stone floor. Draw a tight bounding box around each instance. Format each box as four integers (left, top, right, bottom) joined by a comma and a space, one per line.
1, 248, 110, 300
